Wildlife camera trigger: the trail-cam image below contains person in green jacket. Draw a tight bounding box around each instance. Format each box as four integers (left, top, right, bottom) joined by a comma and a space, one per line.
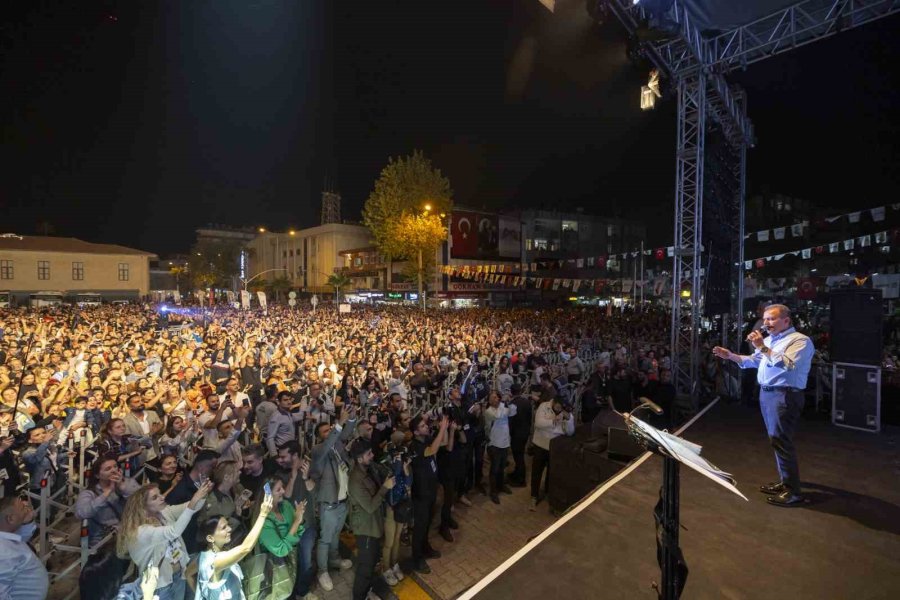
347, 439, 396, 600
242, 475, 306, 600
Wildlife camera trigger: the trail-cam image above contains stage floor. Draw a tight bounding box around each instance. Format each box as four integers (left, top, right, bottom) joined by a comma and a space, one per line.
467, 401, 900, 600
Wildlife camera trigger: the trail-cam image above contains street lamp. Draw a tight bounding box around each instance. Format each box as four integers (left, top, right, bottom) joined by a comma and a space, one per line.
241, 268, 288, 291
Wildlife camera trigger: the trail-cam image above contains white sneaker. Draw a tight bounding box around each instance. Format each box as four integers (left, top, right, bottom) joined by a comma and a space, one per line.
383, 568, 399, 586
303, 593, 320, 600
318, 571, 334, 592
529, 497, 538, 512
392, 563, 405, 582
333, 558, 353, 571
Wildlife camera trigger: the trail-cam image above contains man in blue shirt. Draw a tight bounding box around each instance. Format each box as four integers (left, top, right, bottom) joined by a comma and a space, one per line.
713, 304, 814, 507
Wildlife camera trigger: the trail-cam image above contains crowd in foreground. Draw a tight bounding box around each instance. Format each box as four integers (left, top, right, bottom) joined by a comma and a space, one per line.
0, 303, 683, 600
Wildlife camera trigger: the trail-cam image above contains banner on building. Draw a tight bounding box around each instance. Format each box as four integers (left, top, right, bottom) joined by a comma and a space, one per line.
256, 291, 267, 309
498, 216, 521, 258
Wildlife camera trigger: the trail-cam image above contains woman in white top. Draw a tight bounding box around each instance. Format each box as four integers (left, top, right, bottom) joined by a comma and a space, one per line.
116, 480, 214, 600
194, 492, 273, 600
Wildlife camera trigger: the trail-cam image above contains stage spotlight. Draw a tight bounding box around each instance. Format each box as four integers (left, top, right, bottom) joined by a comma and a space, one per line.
640, 68, 662, 110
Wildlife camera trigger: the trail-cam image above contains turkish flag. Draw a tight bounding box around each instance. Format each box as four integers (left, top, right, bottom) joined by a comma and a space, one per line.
796, 277, 819, 300
814, 246, 825, 255
451, 211, 479, 258
655, 248, 665, 260
755, 258, 766, 269
597, 255, 607, 268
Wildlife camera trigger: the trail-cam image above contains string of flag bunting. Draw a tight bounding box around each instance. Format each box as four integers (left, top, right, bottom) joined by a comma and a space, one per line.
745, 203, 899, 242
745, 228, 899, 270
440, 264, 672, 295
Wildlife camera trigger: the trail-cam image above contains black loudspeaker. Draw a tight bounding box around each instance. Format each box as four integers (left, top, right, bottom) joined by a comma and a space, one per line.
833, 363, 881, 432
607, 428, 644, 462
829, 288, 882, 365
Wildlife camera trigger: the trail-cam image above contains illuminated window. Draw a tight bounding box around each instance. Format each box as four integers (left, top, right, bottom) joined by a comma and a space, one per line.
37, 260, 50, 280
562, 220, 578, 232
533, 239, 548, 250
525, 239, 533, 251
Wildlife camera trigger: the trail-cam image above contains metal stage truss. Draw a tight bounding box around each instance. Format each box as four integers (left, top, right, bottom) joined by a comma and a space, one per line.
598, 0, 898, 403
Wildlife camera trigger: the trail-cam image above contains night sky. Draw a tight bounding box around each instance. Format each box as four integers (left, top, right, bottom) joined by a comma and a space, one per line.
2, 1, 898, 256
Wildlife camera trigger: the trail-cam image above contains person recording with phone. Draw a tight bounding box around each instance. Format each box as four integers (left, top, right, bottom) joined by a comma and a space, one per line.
408, 413, 449, 574
531, 396, 575, 511
165, 449, 220, 555
347, 438, 399, 600
276, 441, 319, 600
116, 478, 214, 600
242, 476, 307, 600
309, 405, 357, 592
196, 489, 274, 600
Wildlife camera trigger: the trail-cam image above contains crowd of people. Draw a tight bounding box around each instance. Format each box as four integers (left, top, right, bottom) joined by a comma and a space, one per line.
0, 303, 678, 600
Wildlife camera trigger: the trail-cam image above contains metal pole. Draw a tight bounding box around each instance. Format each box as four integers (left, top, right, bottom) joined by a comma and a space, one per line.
418, 248, 425, 312
661, 456, 682, 600
640, 240, 645, 311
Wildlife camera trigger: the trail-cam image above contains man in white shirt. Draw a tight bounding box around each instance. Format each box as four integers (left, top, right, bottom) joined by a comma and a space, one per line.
219, 377, 250, 412
484, 391, 517, 505
386, 365, 409, 402
0, 495, 49, 600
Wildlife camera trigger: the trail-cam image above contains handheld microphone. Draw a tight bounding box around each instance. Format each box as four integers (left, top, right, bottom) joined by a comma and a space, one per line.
747, 327, 768, 342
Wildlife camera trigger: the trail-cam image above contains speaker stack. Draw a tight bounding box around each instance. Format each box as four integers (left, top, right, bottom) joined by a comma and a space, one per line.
830, 288, 883, 432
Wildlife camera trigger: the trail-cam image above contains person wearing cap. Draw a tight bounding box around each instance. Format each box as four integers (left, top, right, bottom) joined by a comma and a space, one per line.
347, 438, 397, 600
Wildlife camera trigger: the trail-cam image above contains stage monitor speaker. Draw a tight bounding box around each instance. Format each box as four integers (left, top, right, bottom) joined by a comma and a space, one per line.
607, 427, 644, 462
829, 288, 882, 365
832, 362, 881, 433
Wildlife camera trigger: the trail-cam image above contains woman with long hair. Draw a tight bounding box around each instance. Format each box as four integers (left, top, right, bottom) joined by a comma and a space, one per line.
116, 480, 213, 600
148, 454, 182, 497
195, 493, 273, 600
158, 415, 200, 466
75, 453, 139, 546
242, 476, 306, 600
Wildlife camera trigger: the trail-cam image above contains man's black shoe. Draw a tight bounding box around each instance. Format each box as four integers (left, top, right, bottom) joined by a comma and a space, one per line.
490, 494, 500, 505
766, 490, 807, 508
501, 485, 513, 495
439, 527, 454, 543
446, 517, 459, 530
759, 481, 786, 495
424, 546, 442, 559
414, 560, 432, 574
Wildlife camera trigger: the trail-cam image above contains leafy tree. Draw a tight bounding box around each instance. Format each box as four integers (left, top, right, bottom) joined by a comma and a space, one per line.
326, 273, 352, 305
169, 265, 188, 293
188, 240, 243, 289
363, 150, 452, 262
268, 276, 293, 303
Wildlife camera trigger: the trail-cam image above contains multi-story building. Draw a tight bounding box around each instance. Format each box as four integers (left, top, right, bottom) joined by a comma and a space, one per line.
0, 235, 155, 305
245, 223, 373, 293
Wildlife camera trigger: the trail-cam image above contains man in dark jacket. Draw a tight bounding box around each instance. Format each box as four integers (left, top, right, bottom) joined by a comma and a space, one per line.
347, 439, 397, 600
507, 384, 532, 487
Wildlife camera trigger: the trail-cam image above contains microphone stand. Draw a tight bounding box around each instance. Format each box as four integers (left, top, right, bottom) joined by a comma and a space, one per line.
608, 398, 685, 600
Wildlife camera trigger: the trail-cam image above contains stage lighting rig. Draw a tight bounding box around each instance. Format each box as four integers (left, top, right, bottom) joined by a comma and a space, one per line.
640, 68, 662, 110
